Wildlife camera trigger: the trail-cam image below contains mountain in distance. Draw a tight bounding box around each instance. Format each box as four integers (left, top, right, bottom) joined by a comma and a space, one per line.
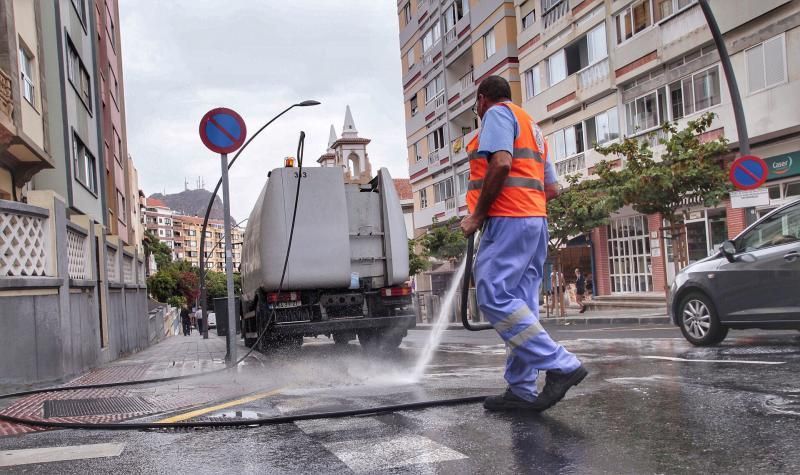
149, 188, 235, 222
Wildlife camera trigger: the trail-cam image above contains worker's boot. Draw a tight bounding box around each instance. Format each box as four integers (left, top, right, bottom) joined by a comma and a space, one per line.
533, 365, 588, 411
483, 388, 543, 412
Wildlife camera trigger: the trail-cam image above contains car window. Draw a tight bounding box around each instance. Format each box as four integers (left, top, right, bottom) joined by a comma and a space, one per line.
737, 203, 800, 252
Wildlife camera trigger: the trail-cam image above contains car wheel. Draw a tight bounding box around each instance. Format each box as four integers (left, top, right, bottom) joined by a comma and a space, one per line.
678, 292, 728, 346
357, 329, 379, 352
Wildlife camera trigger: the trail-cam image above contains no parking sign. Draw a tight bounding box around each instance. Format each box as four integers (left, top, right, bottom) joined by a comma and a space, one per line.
729, 155, 768, 191
199, 107, 247, 154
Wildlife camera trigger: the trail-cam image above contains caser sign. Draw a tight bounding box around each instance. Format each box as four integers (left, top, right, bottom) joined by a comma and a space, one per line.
765, 152, 800, 180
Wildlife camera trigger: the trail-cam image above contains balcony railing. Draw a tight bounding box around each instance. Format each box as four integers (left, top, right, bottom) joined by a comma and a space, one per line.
434, 93, 445, 108
543, 0, 568, 29
445, 197, 456, 210
445, 28, 456, 44
0, 68, 13, 123
555, 153, 586, 178
428, 149, 440, 164
578, 58, 609, 90
459, 69, 474, 92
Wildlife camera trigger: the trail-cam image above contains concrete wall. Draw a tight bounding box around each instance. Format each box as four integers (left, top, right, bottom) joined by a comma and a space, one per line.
0, 192, 155, 386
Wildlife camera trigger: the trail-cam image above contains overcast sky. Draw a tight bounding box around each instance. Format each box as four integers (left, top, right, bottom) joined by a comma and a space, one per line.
119, 0, 406, 220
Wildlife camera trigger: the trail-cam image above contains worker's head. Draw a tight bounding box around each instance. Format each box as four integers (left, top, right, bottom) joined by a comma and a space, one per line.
475, 75, 512, 119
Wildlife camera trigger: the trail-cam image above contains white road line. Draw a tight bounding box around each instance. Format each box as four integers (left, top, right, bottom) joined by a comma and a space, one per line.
323, 434, 467, 473
643, 356, 785, 365
0, 443, 125, 467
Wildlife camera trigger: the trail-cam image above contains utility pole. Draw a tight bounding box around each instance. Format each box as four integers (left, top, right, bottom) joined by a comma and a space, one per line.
220, 152, 237, 365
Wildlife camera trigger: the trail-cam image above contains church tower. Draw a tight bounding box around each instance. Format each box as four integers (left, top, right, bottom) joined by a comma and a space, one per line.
317, 125, 337, 168
330, 105, 372, 184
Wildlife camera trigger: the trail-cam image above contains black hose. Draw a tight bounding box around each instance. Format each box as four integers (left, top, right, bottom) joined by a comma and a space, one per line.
461, 233, 493, 331
0, 132, 490, 431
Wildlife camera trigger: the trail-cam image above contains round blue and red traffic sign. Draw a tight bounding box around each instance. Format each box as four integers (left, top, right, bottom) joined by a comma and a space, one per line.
729, 155, 768, 191
199, 107, 247, 154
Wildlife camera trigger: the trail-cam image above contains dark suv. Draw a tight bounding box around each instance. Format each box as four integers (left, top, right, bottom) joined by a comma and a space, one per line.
668, 199, 800, 346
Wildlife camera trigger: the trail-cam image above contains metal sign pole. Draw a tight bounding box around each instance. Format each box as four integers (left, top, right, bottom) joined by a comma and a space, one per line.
220, 152, 237, 365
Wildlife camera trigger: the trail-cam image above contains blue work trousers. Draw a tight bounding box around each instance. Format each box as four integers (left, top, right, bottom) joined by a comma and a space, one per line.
475, 217, 581, 401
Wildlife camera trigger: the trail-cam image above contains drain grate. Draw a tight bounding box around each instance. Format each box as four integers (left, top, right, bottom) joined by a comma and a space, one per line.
43, 397, 152, 418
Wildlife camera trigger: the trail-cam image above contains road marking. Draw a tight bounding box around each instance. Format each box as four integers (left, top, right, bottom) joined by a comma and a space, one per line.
560, 326, 675, 333
643, 356, 785, 365
156, 388, 283, 423
0, 443, 125, 467
323, 434, 467, 473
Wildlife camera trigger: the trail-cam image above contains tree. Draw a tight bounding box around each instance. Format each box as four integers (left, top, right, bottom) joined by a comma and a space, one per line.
143, 231, 173, 270
408, 239, 430, 276
595, 112, 730, 293
420, 218, 467, 261
546, 174, 622, 252
147, 271, 176, 303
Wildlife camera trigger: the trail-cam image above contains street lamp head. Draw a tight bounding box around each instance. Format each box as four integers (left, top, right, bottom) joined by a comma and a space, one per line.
297, 100, 321, 107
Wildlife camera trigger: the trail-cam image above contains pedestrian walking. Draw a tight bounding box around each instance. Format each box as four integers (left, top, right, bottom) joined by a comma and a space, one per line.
195, 307, 204, 335
460, 76, 587, 412
548, 269, 566, 314
180, 305, 192, 336
575, 268, 586, 314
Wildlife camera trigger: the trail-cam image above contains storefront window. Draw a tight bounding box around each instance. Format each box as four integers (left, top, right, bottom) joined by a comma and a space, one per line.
607, 215, 652, 293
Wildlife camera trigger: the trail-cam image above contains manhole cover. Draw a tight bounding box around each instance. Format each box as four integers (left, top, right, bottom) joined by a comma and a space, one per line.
43, 397, 152, 418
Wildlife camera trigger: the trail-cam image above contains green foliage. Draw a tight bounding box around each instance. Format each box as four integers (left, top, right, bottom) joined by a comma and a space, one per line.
420, 218, 467, 261
147, 271, 176, 303
547, 174, 622, 251
408, 239, 430, 276
146, 259, 200, 304
167, 295, 186, 308
143, 231, 173, 270
595, 112, 731, 223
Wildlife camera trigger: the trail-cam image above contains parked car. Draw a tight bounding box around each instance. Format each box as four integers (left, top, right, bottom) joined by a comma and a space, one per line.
668, 199, 800, 346
206, 311, 217, 329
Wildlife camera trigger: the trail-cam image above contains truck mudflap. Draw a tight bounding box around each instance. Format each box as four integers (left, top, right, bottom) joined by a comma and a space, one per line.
268, 314, 416, 336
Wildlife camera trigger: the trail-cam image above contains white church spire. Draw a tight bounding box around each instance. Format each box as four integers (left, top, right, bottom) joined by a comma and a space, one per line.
342, 105, 358, 138
327, 125, 337, 151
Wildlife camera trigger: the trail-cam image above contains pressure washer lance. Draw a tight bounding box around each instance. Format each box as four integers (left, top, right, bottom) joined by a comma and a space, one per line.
0, 132, 491, 432
460, 231, 493, 331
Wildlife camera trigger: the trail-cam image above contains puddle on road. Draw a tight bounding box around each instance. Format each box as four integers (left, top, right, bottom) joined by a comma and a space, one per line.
212, 410, 267, 420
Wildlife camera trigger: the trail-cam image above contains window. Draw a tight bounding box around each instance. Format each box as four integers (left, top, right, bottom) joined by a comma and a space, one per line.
66, 39, 92, 112
434, 177, 454, 203
402, 3, 411, 26
585, 107, 619, 147
410, 94, 418, 116
425, 74, 444, 102
422, 21, 441, 52
412, 141, 422, 162
72, 132, 97, 193
524, 65, 541, 99
548, 123, 584, 163
457, 171, 469, 195
547, 49, 566, 85
522, 10, 536, 30
109, 64, 119, 108
746, 34, 786, 94
18, 45, 35, 106
106, 5, 115, 50
428, 126, 445, 151
483, 29, 495, 60
117, 191, 126, 224
615, 0, 652, 44
737, 203, 800, 252
692, 66, 720, 111
407, 47, 415, 69
419, 188, 428, 208
625, 87, 668, 135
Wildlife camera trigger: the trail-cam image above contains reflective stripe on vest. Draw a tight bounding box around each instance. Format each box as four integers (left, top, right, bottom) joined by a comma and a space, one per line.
466, 102, 548, 217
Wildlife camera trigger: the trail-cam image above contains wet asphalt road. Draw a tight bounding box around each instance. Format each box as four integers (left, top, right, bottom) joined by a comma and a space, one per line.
2, 324, 799, 474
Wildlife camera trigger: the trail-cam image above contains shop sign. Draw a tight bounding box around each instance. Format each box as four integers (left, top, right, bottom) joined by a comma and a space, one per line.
765, 151, 800, 180
730, 188, 770, 209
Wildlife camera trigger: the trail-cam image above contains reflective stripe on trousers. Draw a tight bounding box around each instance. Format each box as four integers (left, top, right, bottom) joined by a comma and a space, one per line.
475, 217, 581, 402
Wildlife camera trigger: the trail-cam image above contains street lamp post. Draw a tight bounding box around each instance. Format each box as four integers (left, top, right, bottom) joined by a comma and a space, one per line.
198, 101, 320, 358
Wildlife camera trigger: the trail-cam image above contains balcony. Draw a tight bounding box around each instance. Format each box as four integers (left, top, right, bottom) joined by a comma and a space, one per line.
534, 74, 578, 121
577, 58, 611, 94
450, 129, 477, 164
542, 1, 569, 31
445, 27, 456, 45
554, 152, 586, 185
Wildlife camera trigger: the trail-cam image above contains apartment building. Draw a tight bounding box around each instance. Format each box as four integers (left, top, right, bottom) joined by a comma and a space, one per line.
0, 0, 55, 201
172, 214, 243, 272
399, 0, 800, 296
33, 0, 106, 224
143, 197, 174, 250
95, 0, 132, 245
398, 0, 522, 235
514, 0, 800, 296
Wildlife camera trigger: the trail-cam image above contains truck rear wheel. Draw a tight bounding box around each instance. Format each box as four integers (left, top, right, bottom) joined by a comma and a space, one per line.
358, 329, 403, 353
333, 332, 354, 345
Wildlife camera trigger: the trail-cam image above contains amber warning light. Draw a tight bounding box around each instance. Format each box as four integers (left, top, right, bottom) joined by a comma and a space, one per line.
284, 157, 295, 167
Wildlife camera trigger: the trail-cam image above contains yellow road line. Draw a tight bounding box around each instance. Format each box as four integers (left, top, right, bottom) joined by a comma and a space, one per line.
157, 388, 283, 423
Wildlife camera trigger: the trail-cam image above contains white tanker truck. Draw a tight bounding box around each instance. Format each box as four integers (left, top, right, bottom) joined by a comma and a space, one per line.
240, 165, 416, 351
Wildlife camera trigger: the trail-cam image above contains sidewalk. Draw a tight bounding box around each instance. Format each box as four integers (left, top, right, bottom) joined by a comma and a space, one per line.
0, 332, 263, 437
413, 307, 670, 330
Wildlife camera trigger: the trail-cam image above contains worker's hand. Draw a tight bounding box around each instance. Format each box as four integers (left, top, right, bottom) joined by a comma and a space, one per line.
460, 214, 483, 236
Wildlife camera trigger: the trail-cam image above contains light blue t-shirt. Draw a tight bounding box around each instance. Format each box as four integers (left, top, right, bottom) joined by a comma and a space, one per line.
478, 103, 557, 185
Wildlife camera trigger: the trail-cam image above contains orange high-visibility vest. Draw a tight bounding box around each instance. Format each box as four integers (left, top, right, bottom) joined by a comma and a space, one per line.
466, 102, 547, 217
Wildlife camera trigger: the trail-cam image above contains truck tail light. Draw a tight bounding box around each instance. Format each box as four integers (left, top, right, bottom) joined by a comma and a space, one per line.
266, 291, 299, 303
380, 287, 411, 297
